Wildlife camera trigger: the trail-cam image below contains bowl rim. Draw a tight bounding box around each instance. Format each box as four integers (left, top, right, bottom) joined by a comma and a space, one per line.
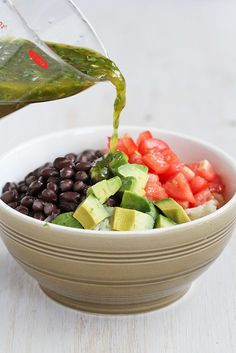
0, 125, 236, 239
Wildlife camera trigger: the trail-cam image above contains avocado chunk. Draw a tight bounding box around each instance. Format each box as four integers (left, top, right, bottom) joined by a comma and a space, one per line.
88, 176, 122, 204
154, 198, 190, 224
109, 151, 128, 174
120, 176, 137, 192
119, 176, 145, 196
117, 163, 149, 194
121, 191, 150, 212
146, 202, 159, 220
52, 212, 83, 228
73, 195, 109, 229
90, 153, 113, 182
90, 152, 128, 182
112, 207, 154, 231
155, 214, 176, 228
133, 164, 148, 173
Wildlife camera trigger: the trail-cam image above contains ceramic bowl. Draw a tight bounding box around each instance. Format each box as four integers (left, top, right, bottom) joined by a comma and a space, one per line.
0, 126, 236, 314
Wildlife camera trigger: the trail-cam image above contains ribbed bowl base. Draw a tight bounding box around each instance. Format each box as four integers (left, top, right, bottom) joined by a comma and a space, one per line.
40, 285, 191, 315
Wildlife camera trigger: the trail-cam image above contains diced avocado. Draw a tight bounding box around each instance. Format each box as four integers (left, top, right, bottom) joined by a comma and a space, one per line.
109, 151, 128, 174
52, 212, 83, 228
133, 164, 148, 173
117, 164, 149, 190
90, 152, 128, 182
90, 153, 113, 182
73, 195, 109, 229
112, 207, 154, 231
119, 177, 145, 196
88, 176, 122, 204
147, 202, 159, 220
154, 198, 190, 224
120, 176, 137, 192
121, 191, 150, 212
155, 214, 176, 228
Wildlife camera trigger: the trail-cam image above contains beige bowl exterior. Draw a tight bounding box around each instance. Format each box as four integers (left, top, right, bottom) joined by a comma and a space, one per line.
0, 126, 236, 314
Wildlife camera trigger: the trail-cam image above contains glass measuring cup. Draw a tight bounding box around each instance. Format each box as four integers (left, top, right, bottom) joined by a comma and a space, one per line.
0, 0, 107, 118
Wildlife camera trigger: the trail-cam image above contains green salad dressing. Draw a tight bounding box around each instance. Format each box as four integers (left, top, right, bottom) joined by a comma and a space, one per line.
0, 38, 126, 152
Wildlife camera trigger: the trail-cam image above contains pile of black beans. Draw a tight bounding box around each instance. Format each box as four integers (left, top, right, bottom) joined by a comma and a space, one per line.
1, 149, 105, 222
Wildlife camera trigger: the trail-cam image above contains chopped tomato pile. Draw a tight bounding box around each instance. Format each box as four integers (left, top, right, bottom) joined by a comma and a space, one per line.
109, 131, 225, 209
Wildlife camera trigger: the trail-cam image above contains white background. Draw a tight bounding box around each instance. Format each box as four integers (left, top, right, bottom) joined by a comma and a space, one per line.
0, 0, 236, 352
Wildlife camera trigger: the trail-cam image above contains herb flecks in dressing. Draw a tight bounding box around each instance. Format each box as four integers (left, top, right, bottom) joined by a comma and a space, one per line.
0, 38, 126, 151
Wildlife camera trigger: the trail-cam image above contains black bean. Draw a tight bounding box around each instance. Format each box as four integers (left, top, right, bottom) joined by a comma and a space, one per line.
47, 182, 58, 193
2, 182, 18, 193
21, 196, 34, 208
32, 199, 44, 212
47, 176, 60, 184
1, 189, 18, 203
18, 183, 28, 194
79, 195, 86, 203
82, 149, 96, 160
73, 181, 86, 192
39, 167, 58, 179
28, 180, 44, 195
77, 154, 88, 163
82, 185, 89, 194
95, 150, 104, 158
33, 212, 45, 221
41, 189, 57, 202
15, 205, 29, 215
59, 192, 80, 203
60, 179, 73, 192
60, 167, 74, 179
75, 171, 88, 182
1, 148, 105, 222
64, 153, 77, 162
106, 197, 118, 207
44, 203, 59, 216
19, 193, 26, 201
53, 157, 72, 170
35, 163, 52, 177
25, 175, 37, 186
75, 161, 91, 171
59, 200, 77, 212
8, 202, 18, 209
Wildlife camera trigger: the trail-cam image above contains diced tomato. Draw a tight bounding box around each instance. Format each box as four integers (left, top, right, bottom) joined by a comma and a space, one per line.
164, 172, 195, 203
121, 134, 138, 155
190, 176, 208, 194
138, 138, 169, 155
193, 188, 213, 207
181, 166, 195, 181
197, 160, 216, 181
145, 173, 168, 201
143, 150, 170, 174
137, 130, 153, 146
129, 151, 143, 164
157, 149, 182, 183
161, 148, 179, 164
147, 173, 160, 183
188, 160, 216, 182
208, 175, 225, 194
176, 200, 190, 209
187, 162, 199, 174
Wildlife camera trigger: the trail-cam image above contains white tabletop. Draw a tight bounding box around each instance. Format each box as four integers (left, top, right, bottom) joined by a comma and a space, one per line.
0, 1, 236, 352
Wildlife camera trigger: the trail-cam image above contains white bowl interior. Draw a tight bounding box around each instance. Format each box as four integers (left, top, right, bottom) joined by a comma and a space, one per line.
0, 126, 235, 202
